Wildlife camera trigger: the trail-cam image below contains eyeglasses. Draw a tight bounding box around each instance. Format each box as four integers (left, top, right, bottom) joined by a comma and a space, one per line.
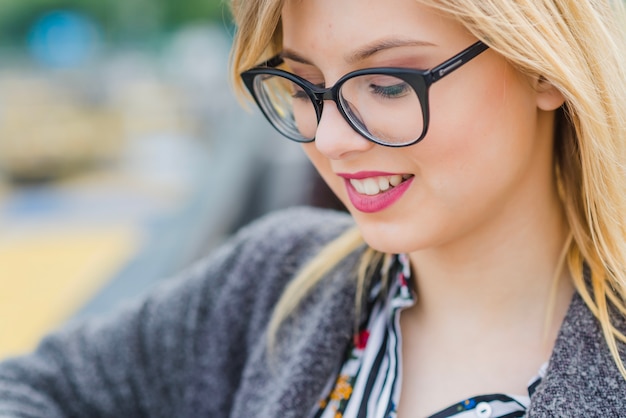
241, 41, 488, 147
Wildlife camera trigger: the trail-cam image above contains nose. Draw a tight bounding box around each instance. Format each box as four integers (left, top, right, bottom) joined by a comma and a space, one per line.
314, 101, 375, 160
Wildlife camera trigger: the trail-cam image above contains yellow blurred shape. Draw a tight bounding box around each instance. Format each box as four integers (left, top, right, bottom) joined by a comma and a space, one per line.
0, 225, 141, 359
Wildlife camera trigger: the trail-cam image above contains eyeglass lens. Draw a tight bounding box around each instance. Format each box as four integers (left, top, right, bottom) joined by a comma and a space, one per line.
253, 73, 425, 145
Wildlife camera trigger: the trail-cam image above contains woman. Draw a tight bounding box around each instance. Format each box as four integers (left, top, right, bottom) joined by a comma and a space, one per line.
1, 0, 626, 416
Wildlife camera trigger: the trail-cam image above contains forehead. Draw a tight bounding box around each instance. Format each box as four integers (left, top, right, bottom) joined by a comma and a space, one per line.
280, 0, 473, 64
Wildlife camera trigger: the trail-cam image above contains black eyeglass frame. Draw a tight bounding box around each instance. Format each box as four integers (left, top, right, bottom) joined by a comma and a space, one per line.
240, 40, 489, 147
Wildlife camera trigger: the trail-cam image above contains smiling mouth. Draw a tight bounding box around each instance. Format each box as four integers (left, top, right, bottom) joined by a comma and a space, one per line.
349, 174, 414, 196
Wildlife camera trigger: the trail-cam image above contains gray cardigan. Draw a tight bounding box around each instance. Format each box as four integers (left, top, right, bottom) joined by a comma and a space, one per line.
0, 207, 625, 417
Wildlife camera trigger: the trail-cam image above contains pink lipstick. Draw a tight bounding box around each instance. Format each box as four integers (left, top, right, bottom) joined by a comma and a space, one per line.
339, 171, 414, 213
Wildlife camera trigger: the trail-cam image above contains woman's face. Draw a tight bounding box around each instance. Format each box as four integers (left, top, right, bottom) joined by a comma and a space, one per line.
281, 0, 562, 254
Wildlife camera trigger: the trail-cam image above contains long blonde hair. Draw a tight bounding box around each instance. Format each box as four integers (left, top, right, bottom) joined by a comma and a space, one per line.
228, 0, 626, 375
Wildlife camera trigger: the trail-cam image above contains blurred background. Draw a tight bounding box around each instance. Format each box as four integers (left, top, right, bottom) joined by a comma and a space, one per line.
0, 0, 343, 359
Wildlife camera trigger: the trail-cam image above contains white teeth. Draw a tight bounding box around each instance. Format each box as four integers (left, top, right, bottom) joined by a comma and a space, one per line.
349, 178, 367, 195
351, 180, 365, 194
378, 177, 391, 192
389, 175, 403, 186
363, 178, 380, 196
349, 174, 411, 196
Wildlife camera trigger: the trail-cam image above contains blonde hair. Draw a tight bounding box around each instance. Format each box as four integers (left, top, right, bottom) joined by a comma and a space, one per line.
229, 0, 626, 375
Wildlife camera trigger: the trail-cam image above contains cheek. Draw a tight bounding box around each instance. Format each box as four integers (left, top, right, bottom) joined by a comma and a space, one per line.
421, 64, 539, 201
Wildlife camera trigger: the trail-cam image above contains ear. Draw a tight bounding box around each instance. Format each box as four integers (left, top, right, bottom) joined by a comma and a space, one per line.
536, 76, 566, 111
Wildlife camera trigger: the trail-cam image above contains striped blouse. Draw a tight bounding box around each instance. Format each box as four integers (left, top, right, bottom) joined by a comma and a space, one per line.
311, 254, 546, 418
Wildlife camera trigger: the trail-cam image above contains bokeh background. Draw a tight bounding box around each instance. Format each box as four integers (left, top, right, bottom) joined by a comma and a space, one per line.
0, 0, 343, 359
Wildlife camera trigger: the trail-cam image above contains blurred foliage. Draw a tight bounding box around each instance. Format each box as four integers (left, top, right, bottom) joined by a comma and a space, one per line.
0, 0, 231, 46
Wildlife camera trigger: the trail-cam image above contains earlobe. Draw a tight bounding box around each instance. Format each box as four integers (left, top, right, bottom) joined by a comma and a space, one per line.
536, 77, 566, 111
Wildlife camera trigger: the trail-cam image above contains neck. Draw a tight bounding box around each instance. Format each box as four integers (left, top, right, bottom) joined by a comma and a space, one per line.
408, 184, 573, 348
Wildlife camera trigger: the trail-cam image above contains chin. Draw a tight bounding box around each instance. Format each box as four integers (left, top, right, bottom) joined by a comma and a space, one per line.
353, 217, 427, 255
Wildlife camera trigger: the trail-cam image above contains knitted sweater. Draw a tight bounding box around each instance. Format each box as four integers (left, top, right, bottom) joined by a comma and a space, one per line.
0, 207, 625, 417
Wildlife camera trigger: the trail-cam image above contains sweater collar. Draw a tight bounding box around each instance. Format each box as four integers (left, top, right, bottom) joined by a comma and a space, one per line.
527, 292, 626, 415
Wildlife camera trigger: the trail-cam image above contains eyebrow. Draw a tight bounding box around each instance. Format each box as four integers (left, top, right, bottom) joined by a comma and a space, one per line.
280, 50, 312, 65
346, 38, 436, 64
281, 38, 436, 66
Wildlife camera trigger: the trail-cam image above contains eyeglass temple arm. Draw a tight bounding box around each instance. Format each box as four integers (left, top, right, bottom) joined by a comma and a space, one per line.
428, 41, 489, 84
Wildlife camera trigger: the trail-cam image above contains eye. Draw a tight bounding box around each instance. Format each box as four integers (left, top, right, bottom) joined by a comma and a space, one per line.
291, 81, 324, 100
369, 79, 411, 99
291, 87, 309, 100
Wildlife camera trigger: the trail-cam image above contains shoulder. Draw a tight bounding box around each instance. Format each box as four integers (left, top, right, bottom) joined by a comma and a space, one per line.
179, 206, 358, 352
183, 207, 358, 414
222, 208, 365, 417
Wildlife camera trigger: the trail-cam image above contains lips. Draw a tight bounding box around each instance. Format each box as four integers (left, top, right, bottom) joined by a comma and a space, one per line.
339, 172, 414, 213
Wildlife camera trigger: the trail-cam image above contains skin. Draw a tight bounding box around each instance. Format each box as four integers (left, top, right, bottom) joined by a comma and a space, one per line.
281, 0, 574, 415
